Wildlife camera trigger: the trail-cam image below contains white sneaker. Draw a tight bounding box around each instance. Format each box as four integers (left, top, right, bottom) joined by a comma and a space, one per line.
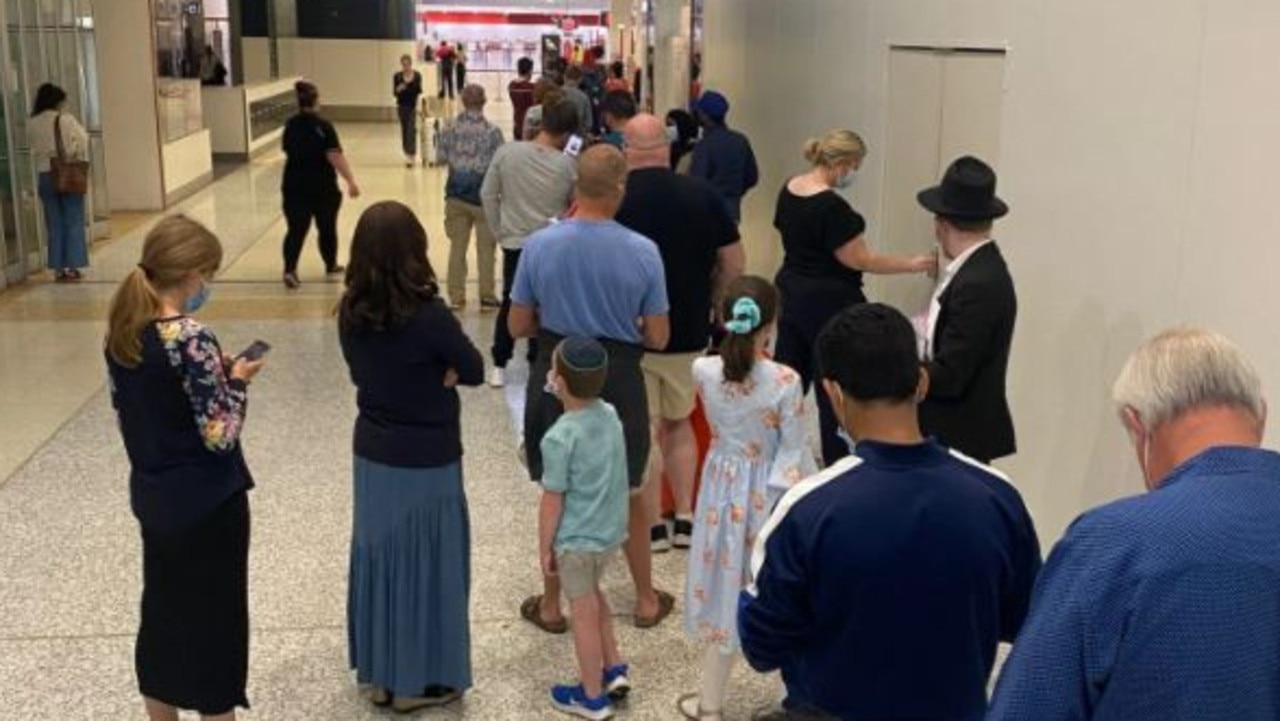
489, 367, 506, 388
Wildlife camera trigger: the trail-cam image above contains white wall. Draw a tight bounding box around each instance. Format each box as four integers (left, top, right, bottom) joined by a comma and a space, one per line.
277, 38, 420, 109
703, 0, 1280, 542
162, 130, 212, 197
241, 37, 272, 84
95, 0, 164, 210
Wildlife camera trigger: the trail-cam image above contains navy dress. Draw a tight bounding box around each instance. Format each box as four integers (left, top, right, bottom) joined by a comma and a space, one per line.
340, 298, 484, 697
107, 317, 255, 715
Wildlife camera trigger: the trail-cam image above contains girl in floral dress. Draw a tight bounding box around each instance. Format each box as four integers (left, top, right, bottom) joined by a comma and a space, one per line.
678, 276, 817, 719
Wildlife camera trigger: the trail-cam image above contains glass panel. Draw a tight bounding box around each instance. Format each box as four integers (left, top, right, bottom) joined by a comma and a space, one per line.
0, 79, 14, 269
88, 133, 105, 220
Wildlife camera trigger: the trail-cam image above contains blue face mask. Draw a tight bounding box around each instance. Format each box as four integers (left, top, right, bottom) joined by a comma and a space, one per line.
183, 280, 211, 314
833, 172, 854, 190
836, 425, 857, 454
665, 125, 680, 143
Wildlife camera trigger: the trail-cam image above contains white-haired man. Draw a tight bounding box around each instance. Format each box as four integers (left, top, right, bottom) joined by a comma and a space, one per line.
989, 327, 1280, 720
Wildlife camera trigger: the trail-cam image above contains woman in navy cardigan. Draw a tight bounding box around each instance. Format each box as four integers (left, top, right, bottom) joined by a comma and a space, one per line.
105, 215, 266, 720
338, 201, 484, 712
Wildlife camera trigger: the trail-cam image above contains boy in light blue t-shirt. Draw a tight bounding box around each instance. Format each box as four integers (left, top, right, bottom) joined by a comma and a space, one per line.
538, 337, 631, 720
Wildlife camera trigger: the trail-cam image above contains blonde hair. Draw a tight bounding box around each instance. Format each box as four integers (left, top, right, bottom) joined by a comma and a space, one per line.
106, 215, 222, 367
1113, 327, 1265, 429
803, 129, 866, 168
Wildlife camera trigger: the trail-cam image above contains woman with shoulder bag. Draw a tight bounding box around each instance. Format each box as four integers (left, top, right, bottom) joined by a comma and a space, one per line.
28, 83, 90, 283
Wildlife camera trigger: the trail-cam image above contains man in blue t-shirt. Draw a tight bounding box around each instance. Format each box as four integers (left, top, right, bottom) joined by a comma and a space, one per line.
510, 144, 677, 636
740, 304, 1041, 721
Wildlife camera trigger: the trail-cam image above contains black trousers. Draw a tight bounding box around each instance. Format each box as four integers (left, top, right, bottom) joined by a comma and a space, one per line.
524, 330, 650, 486
438, 66, 455, 99
492, 248, 537, 368
397, 105, 417, 157
456, 64, 467, 90
282, 192, 341, 274
773, 272, 866, 466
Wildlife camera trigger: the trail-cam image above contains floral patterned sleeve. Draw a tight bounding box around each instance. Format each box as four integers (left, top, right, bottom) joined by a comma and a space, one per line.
765, 363, 817, 508
158, 318, 248, 454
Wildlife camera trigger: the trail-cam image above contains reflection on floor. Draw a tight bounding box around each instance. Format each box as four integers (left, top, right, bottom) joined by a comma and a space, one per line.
0, 123, 786, 719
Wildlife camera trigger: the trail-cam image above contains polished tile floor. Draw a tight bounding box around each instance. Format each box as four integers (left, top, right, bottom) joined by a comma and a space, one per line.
0, 124, 790, 719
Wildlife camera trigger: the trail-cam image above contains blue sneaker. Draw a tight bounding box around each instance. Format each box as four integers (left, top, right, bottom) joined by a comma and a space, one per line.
603, 664, 631, 701
550, 683, 615, 719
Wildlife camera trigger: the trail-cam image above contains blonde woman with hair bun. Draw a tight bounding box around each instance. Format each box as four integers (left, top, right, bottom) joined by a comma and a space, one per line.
772, 129, 935, 465
105, 215, 265, 721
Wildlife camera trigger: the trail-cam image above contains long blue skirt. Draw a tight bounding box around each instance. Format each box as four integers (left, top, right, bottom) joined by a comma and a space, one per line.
347, 457, 472, 696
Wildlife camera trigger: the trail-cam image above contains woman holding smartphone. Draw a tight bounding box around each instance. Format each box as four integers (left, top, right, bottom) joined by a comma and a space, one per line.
339, 201, 484, 712
105, 215, 266, 721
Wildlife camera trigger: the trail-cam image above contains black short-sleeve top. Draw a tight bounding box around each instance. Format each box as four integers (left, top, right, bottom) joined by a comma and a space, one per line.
774, 184, 867, 291
282, 112, 342, 198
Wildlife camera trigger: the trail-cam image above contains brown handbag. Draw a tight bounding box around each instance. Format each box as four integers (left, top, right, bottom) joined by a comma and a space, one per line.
50, 114, 89, 195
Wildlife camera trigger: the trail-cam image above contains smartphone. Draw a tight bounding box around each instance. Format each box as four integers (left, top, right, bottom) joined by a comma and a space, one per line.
237, 340, 272, 362
564, 134, 584, 157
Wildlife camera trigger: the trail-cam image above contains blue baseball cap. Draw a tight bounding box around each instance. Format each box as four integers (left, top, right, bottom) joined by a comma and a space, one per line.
695, 90, 730, 122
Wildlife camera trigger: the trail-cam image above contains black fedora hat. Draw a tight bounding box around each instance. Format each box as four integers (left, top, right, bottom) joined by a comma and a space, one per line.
917, 156, 1009, 220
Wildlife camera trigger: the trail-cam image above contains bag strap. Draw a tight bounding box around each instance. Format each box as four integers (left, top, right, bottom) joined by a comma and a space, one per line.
54, 114, 67, 161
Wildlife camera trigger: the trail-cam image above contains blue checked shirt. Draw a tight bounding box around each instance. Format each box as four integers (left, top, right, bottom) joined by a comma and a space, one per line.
438, 110, 503, 206
988, 446, 1280, 721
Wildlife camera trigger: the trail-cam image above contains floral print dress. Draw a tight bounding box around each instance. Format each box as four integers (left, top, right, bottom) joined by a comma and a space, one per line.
684, 355, 817, 652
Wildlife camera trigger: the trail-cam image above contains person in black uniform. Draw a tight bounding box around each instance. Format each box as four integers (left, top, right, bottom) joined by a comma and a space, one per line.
773, 129, 934, 465
105, 215, 267, 721
280, 81, 360, 289
393, 54, 423, 167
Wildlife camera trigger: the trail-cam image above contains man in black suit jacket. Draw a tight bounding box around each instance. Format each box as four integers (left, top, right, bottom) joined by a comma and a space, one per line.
916, 156, 1016, 463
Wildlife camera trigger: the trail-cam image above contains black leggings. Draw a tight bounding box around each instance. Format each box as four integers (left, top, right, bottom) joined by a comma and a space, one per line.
397, 105, 417, 157
282, 193, 341, 274
773, 275, 866, 466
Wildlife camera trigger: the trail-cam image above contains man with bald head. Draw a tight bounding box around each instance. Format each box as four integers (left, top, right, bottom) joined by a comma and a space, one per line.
510, 144, 677, 633
616, 113, 745, 553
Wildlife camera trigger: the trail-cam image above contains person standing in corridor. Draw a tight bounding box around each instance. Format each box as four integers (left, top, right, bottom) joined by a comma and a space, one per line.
689, 91, 758, 225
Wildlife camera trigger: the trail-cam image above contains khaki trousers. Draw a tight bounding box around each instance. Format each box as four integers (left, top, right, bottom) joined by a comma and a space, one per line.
444, 198, 498, 304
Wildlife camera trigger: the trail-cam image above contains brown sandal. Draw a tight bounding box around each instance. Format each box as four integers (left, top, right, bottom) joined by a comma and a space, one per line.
520, 594, 568, 634
634, 589, 676, 628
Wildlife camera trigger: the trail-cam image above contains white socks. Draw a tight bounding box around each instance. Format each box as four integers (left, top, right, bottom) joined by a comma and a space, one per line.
698, 645, 737, 712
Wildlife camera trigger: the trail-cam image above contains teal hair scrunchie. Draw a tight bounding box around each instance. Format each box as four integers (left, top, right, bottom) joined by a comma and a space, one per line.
724, 297, 762, 335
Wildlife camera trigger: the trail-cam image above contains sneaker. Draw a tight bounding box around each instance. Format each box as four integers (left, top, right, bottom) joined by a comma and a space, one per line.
325, 264, 345, 275
550, 684, 614, 720
405, 155, 415, 168
282, 272, 301, 289
480, 297, 501, 313
449, 298, 467, 312
673, 517, 694, 549
603, 664, 631, 701
489, 367, 506, 388
651, 524, 672, 554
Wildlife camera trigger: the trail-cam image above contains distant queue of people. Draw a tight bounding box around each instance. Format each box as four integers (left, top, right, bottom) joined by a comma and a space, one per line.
102, 71, 1280, 721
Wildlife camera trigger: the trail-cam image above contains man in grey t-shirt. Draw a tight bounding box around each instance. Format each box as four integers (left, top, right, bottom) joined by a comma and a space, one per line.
480, 99, 579, 388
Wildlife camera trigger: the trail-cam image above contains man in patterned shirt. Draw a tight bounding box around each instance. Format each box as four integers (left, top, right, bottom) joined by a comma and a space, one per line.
438, 83, 504, 311
989, 327, 1280, 720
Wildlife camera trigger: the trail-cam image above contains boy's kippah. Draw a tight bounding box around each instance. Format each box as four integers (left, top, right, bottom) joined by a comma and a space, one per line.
559, 336, 609, 372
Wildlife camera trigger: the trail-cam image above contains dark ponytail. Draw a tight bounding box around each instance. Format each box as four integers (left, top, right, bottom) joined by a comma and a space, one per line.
296, 80, 319, 110
719, 275, 779, 383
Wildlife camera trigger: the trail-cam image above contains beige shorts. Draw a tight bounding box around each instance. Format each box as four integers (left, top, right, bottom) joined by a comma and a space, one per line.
557, 549, 617, 599
641, 351, 701, 422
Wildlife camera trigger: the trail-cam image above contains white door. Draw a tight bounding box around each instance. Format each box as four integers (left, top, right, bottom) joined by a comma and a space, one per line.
878, 47, 1005, 316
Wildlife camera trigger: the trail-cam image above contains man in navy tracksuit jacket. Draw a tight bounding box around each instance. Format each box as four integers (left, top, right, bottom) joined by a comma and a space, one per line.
739, 304, 1041, 720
